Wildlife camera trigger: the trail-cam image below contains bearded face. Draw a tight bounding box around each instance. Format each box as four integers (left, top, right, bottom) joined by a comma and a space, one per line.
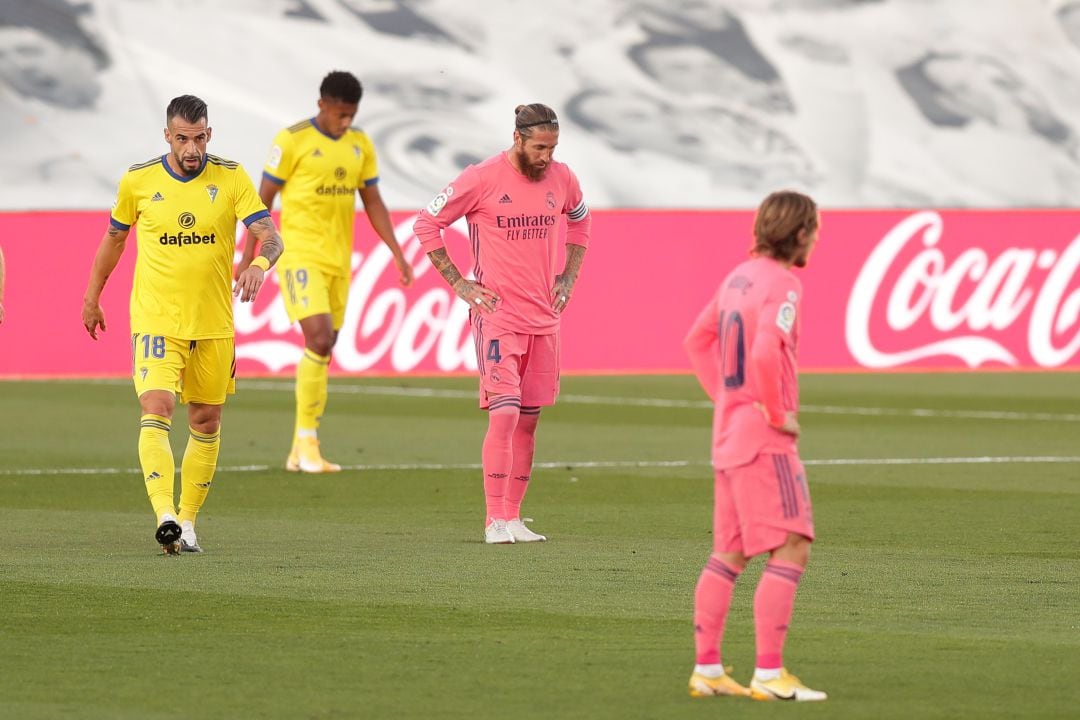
516, 146, 548, 181
514, 128, 558, 182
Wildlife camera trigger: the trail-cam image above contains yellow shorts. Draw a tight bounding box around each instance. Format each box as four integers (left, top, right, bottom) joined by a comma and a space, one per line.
276, 263, 350, 329
131, 334, 236, 405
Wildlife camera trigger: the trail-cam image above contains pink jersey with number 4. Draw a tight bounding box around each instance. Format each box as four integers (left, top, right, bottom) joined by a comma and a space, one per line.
413, 152, 590, 335
685, 256, 802, 470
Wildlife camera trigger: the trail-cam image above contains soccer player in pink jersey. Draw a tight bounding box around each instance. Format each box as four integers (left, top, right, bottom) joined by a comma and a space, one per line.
413, 103, 591, 544
683, 190, 827, 702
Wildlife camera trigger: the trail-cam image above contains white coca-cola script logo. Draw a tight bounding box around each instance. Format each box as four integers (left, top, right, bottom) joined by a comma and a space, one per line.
846, 211, 1080, 368
234, 217, 478, 373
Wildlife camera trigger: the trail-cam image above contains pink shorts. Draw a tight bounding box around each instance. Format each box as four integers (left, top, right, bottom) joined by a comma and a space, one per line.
713, 452, 815, 557
475, 328, 560, 408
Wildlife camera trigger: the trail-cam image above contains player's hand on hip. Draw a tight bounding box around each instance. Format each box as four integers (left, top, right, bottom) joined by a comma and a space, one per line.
754, 403, 800, 437
82, 302, 106, 340
776, 413, 801, 437
234, 266, 265, 303
454, 278, 498, 313
394, 254, 415, 287
551, 275, 574, 313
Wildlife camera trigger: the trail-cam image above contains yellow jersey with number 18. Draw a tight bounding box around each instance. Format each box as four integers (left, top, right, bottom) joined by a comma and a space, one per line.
262, 119, 379, 277
110, 154, 269, 340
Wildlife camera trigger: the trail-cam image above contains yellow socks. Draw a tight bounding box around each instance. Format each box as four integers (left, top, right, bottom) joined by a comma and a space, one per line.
295, 349, 330, 435
178, 426, 220, 525
139, 414, 175, 521
139, 414, 221, 526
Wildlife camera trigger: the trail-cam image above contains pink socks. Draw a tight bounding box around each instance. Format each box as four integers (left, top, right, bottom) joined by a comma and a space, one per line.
693, 558, 741, 664
753, 559, 804, 669
694, 555, 806, 669
504, 408, 540, 519
482, 402, 519, 522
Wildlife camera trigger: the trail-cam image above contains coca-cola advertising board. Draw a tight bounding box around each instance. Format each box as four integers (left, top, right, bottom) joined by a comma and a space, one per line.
1, 209, 1078, 376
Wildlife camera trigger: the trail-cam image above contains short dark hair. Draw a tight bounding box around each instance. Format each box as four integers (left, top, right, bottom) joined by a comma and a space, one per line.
320, 71, 363, 104
166, 95, 208, 125
752, 190, 818, 262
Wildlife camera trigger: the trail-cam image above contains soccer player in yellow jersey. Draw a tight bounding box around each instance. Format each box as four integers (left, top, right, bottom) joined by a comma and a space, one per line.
82, 95, 285, 554
238, 70, 413, 473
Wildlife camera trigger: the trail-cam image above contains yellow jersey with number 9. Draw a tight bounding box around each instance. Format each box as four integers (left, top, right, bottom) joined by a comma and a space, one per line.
110, 154, 269, 339
262, 119, 379, 277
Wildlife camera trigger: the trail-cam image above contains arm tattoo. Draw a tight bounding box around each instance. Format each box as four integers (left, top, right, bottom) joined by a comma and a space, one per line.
427, 248, 466, 292
249, 217, 284, 264
258, 232, 284, 264
562, 243, 587, 282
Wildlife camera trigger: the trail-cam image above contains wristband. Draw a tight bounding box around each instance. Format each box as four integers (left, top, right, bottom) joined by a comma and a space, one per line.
250, 256, 271, 272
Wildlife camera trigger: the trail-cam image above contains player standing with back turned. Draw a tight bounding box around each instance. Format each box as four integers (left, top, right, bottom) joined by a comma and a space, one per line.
684, 190, 827, 702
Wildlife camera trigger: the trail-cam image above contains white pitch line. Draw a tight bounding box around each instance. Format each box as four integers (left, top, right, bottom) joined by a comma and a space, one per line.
240, 379, 710, 408
2, 455, 1079, 478
802, 405, 1080, 422
49, 378, 1080, 422
805, 456, 1080, 466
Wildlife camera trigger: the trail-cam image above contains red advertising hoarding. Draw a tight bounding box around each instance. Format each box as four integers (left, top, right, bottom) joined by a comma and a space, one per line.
1, 209, 1077, 376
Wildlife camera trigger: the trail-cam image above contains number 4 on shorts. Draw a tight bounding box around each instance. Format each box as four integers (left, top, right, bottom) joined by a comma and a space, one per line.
486, 339, 501, 363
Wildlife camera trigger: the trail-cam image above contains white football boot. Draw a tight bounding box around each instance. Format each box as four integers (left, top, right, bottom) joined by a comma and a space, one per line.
180, 520, 203, 553
506, 518, 547, 542
484, 519, 515, 544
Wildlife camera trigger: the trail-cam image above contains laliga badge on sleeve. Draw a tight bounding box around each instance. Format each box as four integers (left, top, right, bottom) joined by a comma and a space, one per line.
427, 192, 448, 216
427, 184, 454, 216
267, 145, 283, 170
776, 302, 796, 334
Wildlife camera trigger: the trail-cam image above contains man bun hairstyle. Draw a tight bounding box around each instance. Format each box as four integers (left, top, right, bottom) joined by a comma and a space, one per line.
321, 70, 363, 104
166, 95, 208, 125
752, 190, 818, 261
514, 103, 559, 137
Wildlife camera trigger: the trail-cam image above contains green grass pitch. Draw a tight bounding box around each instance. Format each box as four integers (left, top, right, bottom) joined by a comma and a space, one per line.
0, 372, 1077, 719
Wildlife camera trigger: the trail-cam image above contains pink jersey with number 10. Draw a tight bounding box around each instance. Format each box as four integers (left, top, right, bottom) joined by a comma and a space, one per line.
685, 255, 802, 470
413, 151, 590, 335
